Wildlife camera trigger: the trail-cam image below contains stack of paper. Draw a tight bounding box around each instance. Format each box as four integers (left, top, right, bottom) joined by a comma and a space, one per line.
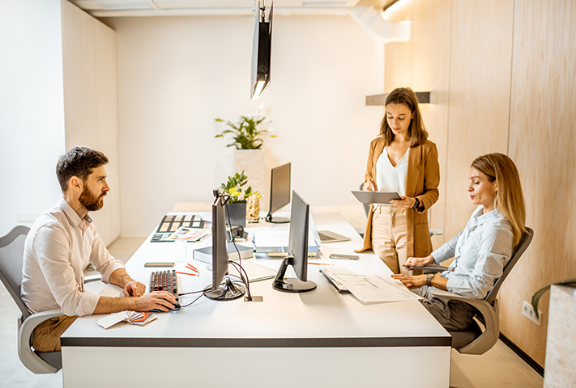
98, 311, 158, 329
320, 266, 422, 304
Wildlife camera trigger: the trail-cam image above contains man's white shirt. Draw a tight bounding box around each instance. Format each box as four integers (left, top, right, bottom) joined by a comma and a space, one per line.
21, 198, 125, 316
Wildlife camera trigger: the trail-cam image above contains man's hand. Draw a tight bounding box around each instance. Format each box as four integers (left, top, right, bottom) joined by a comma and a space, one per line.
93, 291, 177, 315
391, 274, 426, 288
403, 255, 435, 268
134, 291, 177, 312
123, 280, 146, 297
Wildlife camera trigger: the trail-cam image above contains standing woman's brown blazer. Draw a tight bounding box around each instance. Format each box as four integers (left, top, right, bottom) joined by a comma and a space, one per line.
356, 137, 440, 259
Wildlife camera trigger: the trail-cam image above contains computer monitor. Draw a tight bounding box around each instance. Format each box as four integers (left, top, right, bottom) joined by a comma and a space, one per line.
266, 162, 291, 223
272, 190, 317, 293
203, 190, 246, 301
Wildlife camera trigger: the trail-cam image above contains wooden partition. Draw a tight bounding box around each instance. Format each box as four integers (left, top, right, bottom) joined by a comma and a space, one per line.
502, 0, 576, 367
384, 0, 452, 249
444, 0, 514, 239
383, 0, 576, 366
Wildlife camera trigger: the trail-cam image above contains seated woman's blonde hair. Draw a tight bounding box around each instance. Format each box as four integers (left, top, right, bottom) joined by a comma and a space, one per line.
471, 153, 527, 248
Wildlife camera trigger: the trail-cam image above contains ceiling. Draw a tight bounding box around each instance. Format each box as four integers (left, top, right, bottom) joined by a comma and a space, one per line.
70, 0, 395, 17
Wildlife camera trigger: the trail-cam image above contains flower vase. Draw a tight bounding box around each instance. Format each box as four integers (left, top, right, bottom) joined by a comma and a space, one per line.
225, 202, 247, 228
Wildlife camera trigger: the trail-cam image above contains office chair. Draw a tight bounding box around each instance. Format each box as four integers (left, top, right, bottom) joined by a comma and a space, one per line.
0, 225, 102, 373
412, 227, 534, 355
0, 226, 63, 373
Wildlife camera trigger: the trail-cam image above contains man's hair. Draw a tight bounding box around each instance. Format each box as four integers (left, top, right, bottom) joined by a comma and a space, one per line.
56, 147, 109, 192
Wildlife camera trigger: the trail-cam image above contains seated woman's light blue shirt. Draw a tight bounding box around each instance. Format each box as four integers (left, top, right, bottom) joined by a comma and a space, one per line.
431, 206, 514, 299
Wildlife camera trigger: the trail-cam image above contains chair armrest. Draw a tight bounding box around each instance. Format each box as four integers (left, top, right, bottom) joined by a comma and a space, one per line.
84, 274, 102, 283
430, 289, 492, 312
18, 309, 63, 374
411, 264, 447, 273
430, 289, 500, 355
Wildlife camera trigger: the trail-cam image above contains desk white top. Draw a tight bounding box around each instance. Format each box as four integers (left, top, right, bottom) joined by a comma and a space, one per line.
62, 212, 450, 348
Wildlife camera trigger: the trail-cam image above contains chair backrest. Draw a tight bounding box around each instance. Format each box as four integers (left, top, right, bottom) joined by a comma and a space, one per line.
0, 225, 31, 320
485, 227, 534, 304
359, 182, 370, 218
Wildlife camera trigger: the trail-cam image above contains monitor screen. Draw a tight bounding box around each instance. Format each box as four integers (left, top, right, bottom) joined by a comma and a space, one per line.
272, 190, 317, 293
266, 162, 291, 223
203, 191, 245, 301
211, 195, 228, 290
288, 190, 309, 281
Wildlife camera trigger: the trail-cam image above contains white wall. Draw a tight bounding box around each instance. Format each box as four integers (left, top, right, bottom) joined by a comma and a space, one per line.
102, 15, 384, 237
0, 0, 66, 236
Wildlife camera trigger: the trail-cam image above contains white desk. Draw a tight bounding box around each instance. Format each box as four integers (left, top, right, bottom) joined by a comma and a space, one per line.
61, 212, 450, 387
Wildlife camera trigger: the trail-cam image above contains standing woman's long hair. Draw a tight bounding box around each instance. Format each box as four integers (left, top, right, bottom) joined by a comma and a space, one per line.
380, 87, 428, 147
471, 153, 527, 248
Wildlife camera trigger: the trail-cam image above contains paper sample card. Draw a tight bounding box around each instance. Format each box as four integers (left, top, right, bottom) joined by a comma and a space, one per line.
98, 311, 157, 329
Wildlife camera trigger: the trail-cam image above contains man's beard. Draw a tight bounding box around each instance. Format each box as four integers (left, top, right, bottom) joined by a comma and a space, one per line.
79, 186, 105, 212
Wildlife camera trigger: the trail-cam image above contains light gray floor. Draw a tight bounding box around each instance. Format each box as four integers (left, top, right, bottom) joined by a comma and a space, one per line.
0, 237, 544, 387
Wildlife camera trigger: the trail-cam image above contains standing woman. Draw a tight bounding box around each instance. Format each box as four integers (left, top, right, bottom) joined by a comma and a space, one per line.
356, 87, 440, 275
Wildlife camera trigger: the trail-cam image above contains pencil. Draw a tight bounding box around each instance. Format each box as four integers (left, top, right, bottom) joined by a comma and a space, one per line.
176, 271, 198, 276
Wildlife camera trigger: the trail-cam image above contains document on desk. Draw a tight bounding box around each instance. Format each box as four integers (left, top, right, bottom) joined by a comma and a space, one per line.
321, 266, 422, 303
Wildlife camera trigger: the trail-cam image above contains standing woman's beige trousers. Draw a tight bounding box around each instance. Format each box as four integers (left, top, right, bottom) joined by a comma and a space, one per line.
371, 205, 414, 275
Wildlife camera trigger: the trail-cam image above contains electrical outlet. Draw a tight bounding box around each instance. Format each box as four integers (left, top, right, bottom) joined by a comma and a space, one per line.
522, 301, 541, 325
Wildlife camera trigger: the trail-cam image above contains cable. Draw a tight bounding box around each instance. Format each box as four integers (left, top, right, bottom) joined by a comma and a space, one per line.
179, 293, 204, 308
224, 203, 252, 300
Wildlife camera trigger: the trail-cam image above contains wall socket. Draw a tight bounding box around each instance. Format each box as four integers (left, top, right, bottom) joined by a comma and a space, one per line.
522, 301, 541, 325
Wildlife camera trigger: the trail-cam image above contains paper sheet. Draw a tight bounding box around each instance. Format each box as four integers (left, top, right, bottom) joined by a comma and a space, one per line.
321, 266, 422, 303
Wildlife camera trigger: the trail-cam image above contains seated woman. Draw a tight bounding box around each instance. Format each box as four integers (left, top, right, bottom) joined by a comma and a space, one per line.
391, 153, 527, 331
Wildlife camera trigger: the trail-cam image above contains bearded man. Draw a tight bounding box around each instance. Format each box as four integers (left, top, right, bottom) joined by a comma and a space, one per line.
21, 147, 176, 352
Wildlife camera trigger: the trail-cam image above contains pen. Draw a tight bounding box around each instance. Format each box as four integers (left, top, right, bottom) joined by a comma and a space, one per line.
186, 263, 199, 271
308, 262, 331, 266
176, 271, 198, 276
186, 264, 199, 273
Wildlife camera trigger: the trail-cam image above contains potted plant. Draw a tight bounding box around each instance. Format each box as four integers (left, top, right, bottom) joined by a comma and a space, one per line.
220, 171, 260, 228
215, 115, 274, 208
214, 115, 274, 149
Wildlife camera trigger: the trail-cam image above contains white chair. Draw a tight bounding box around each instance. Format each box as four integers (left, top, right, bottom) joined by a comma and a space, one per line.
412, 227, 534, 354
0, 225, 100, 373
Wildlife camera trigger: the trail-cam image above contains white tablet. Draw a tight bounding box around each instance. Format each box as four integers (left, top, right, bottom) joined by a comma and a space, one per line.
351, 190, 401, 204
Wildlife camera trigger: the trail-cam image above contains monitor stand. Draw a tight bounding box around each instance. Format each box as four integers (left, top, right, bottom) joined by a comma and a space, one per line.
265, 213, 290, 224
272, 256, 317, 293
203, 276, 246, 301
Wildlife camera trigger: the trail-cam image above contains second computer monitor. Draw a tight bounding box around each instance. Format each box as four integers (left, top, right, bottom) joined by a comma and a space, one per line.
272, 190, 317, 293
266, 162, 291, 223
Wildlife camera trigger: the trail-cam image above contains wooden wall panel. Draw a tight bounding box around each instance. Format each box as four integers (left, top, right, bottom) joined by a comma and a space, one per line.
502, 0, 576, 367
384, 0, 452, 250
444, 0, 514, 240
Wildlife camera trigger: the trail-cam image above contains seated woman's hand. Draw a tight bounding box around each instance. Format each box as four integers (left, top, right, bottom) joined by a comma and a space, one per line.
391, 274, 426, 288
403, 255, 435, 268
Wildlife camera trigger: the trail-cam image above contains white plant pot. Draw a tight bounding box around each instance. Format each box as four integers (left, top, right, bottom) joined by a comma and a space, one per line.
234, 149, 266, 207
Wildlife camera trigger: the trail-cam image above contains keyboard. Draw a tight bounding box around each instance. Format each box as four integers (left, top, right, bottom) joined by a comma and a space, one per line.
149, 270, 181, 311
